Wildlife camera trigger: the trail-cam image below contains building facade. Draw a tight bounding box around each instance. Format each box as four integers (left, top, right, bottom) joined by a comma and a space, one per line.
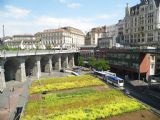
94, 48, 156, 80
4, 35, 38, 49
98, 37, 115, 48
35, 27, 85, 50
97, 24, 118, 48
116, 19, 125, 44
85, 26, 106, 45
123, 0, 160, 47
80, 45, 97, 60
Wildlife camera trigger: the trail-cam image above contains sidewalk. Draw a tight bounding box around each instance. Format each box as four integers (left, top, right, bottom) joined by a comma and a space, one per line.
0, 84, 23, 120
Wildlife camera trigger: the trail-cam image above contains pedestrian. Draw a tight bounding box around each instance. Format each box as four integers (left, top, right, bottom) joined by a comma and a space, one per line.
12, 86, 15, 92
0, 89, 3, 94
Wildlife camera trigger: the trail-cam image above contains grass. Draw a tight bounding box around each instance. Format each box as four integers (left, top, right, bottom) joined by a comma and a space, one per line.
22, 75, 146, 120
29, 75, 106, 94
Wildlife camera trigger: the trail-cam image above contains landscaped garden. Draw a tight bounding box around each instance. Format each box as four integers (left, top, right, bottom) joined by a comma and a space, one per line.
22, 75, 159, 120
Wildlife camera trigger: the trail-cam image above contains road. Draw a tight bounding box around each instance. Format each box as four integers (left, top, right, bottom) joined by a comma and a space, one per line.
124, 82, 160, 115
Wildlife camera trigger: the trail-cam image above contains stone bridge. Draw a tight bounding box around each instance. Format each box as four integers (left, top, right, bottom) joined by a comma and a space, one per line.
0, 50, 78, 90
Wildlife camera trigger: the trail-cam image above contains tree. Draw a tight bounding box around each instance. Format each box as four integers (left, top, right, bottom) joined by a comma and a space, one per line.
78, 56, 84, 66
88, 57, 110, 71
93, 59, 110, 71
88, 57, 96, 67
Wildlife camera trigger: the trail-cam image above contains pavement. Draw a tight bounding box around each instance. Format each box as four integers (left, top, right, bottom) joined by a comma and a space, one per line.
130, 80, 148, 86
0, 81, 24, 120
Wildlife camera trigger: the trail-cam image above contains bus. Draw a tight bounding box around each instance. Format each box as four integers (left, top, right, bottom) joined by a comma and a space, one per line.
93, 69, 124, 87
93, 70, 106, 79
93, 69, 116, 79
104, 75, 124, 87
104, 71, 116, 77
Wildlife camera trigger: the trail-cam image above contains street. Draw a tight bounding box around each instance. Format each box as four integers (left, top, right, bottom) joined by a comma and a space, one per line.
124, 81, 160, 115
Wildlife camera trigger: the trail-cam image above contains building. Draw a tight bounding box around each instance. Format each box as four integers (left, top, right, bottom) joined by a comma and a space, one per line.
106, 24, 118, 38
116, 19, 125, 44
97, 24, 118, 48
123, 0, 160, 47
94, 48, 156, 80
85, 26, 106, 45
80, 45, 97, 60
4, 35, 38, 49
98, 37, 115, 48
155, 55, 160, 74
85, 24, 119, 48
35, 27, 85, 50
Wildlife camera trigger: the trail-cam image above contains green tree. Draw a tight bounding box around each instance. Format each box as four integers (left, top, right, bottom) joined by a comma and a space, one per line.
88, 57, 110, 71
88, 57, 96, 67
78, 56, 84, 66
93, 59, 110, 71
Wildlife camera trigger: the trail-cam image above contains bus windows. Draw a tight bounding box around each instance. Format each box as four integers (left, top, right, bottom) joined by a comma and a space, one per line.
119, 80, 123, 83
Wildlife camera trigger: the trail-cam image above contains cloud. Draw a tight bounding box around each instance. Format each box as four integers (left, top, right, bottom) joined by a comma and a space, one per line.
0, 4, 118, 37
35, 16, 95, 32
67, 3, 81, 9
59, 0, 66, 4
0, 15, 98, 37
0, 12, 119, 37
58, 0, 81, 9
95, 13, 119, 23
97, 14, 111, 20
0, 5, 30, 18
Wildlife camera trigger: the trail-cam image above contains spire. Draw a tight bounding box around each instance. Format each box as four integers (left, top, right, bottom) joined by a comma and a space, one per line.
126, 3, 129, 8
125, 3, 130, 17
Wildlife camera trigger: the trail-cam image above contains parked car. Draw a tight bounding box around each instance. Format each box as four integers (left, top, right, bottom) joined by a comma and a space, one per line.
124, 89, 130, 95
60, 69, 65, 72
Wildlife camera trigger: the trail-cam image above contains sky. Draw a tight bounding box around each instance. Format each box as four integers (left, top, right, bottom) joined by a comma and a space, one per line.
0, 0, 140, 37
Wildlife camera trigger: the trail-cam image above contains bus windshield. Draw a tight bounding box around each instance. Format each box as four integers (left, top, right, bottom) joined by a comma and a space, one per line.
119, 80, 123, 83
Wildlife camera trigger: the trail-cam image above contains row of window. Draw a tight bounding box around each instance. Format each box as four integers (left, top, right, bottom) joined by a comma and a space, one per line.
130, 4, 154, 15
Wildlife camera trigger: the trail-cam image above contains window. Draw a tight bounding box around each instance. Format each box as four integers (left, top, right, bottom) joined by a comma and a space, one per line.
151, 56, 154, 61
149, 5, 153, 10
151, 64, 154, 69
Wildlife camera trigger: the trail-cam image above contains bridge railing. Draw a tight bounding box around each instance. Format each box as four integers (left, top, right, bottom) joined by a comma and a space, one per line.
0, 49, 79, 58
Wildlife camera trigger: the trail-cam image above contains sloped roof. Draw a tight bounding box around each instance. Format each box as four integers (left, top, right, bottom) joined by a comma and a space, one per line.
154, 0, 160, 7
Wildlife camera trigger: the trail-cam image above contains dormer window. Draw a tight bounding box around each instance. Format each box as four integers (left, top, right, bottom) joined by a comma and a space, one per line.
149, 5, 153, 10
132, 10, 134, 15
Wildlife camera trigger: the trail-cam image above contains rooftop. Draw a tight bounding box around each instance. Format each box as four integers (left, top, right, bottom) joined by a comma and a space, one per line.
43, 26, 84, 36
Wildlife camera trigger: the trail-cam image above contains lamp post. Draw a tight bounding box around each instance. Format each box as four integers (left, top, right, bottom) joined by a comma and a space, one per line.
138, 53, 141, 82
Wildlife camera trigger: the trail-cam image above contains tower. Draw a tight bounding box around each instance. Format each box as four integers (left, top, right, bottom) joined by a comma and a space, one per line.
125, 3, 130, 17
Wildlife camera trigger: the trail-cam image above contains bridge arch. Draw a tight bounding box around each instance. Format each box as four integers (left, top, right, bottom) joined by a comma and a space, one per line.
68, 54, 75, 68
61, 54, 68, 68
52, 55, 61, 70
4, 58, 20, 82
40, 55, 52, 73
25, 56, 37, 76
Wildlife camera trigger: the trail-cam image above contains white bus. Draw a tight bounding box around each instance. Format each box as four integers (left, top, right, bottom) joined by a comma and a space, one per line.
93, 69, 116, 79
93, 70, 106, 79
104, 71, 116, 77
104, 75, 124, 87
93, 69, 124, 87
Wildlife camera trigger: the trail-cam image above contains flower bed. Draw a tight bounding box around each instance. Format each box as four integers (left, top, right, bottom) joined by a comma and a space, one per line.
22, 75, 146, 120
30, 75, 106, 94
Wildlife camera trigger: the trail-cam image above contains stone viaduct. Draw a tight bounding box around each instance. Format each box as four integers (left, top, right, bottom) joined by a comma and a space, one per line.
0, 50, 77, 90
